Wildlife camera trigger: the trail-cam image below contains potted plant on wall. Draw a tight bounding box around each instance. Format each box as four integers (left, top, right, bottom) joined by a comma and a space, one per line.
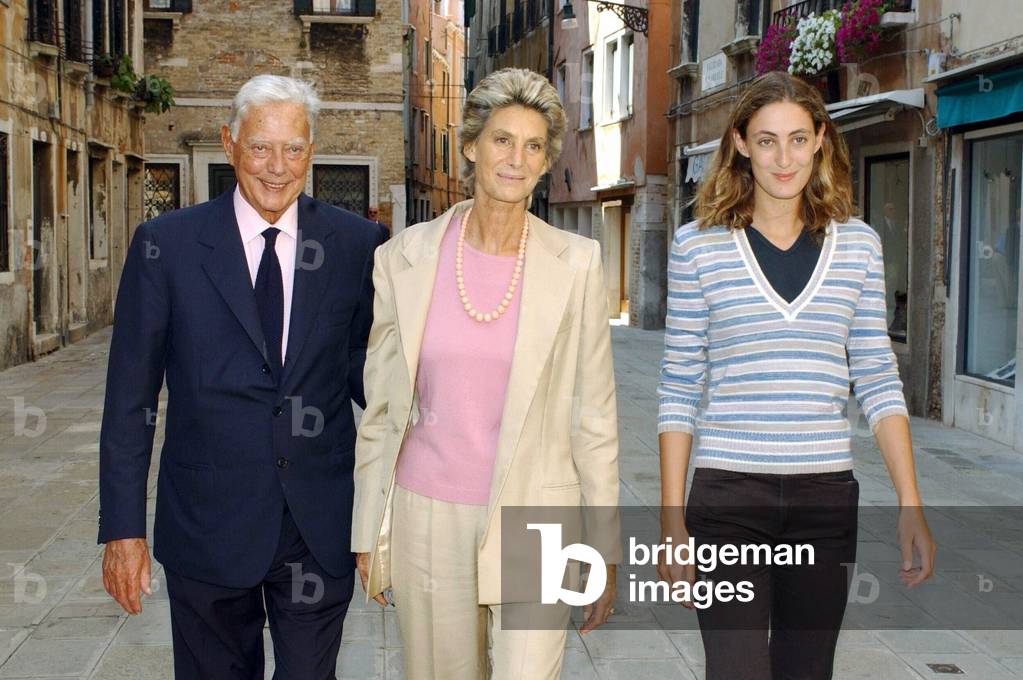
755, 21, 797, 76
110, 55, 137, 95
93, 53, 116, 78
132, 74, 175, 114
93, 53, 137, 93
836, 0, 890, 63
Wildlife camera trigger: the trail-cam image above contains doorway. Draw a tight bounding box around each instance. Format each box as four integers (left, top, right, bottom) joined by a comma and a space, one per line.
620, 209, 632, 318
603, 203, 622, 317
865, 153, 910, 343
601, 200, 633, 321
110, 161, 126, 301
32, 141, 54, 334
208, 164, 236, 200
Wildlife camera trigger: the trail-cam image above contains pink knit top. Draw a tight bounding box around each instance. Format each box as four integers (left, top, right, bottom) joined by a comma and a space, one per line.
394, 211, 523, 505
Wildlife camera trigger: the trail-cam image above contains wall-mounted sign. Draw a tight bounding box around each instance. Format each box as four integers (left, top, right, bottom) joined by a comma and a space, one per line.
702, 53, 727, 92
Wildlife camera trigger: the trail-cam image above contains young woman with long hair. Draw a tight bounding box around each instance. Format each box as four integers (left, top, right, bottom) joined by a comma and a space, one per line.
656, 71, 937, 679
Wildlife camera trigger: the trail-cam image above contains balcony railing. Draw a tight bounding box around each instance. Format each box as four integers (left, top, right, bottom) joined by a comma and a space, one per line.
772, 0, 912, 25
144, 0, 193, 11
512, 2, 524, 42
293, 0, 376, 17
29, 0, 58, 46
487, 27, 498, 56
772, 0, 840, 25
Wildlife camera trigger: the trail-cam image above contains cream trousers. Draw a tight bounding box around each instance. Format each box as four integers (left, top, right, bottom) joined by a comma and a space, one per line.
390, 484, 570, 680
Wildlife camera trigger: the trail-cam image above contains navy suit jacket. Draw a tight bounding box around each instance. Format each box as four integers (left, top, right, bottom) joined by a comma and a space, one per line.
98, 190, 385, 588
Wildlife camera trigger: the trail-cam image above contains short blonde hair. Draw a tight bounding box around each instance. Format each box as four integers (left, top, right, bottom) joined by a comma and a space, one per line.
459, 68, 566, 191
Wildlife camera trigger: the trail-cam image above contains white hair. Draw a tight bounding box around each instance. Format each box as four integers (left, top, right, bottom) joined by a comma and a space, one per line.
229, 75, 322, 142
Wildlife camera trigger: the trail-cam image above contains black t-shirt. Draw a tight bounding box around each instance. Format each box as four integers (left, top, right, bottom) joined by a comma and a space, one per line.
746, 224, 822, 303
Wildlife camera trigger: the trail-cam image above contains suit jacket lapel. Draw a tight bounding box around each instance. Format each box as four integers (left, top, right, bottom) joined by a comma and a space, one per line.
200, 191, 268, 363
281, 195, 332, 389
487, 215, 573, 516
391, 206, 457, 390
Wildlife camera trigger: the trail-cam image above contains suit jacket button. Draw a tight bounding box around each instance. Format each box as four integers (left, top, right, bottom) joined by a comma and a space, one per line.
272, 406, 283, 417
276, 457, 289, 469
262, 364, 271, 375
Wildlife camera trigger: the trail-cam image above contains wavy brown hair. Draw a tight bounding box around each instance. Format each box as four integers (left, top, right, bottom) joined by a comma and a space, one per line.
695, 71, 853, 234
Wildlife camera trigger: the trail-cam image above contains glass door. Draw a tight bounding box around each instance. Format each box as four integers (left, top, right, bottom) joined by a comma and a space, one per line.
865, 153, 911, 342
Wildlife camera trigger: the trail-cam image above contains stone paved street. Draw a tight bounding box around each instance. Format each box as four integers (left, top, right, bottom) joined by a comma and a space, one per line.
1, 326, 1022, 679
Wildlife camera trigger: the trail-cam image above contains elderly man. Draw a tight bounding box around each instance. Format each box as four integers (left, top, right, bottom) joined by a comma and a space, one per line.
98, 75, 384, 678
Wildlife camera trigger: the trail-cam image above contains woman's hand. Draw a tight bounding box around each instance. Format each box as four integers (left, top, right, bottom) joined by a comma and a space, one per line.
897, 506, 936, 588
355, 552, 389, 606
658, 507, 698, 609
580, 564, 616, 633
870, 416, 936, 589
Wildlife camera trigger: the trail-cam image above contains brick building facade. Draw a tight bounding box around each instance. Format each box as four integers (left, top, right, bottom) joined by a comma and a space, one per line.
140, 0, 406, 231
0, 0, 146, 371
407, 0, 466, 225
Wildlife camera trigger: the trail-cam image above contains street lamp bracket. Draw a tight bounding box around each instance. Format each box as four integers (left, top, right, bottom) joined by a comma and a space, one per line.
562, 0, 649, 36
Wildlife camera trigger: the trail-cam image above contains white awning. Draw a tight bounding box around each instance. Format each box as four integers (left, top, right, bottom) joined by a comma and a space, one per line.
589, 179, 636, 193
825, 88, 924, 132
683, 139, 721, 157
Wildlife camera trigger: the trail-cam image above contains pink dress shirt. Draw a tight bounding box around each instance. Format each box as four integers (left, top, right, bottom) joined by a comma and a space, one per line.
394, 211, 523, 505
234, 187, 298, 362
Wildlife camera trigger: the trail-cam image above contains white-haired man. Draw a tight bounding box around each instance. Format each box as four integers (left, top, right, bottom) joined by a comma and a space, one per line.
98, 74, 385, 678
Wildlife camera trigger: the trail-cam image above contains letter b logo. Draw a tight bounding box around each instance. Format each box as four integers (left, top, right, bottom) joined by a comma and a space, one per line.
527, 523, 606, 607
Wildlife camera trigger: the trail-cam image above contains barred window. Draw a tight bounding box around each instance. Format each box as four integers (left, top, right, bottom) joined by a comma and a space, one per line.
144, 163, 181, 220
313, 164, 369, 217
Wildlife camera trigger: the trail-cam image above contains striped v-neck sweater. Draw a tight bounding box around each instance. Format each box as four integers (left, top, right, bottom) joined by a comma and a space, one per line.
657, 219, 908, 474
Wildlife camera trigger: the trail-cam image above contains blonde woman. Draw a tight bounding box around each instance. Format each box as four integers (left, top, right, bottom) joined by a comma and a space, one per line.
657, 72, 936, 679
352, 68, 621, 680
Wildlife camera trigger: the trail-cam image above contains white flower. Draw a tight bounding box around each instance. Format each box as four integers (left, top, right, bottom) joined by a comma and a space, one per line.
788, 11, 838, 74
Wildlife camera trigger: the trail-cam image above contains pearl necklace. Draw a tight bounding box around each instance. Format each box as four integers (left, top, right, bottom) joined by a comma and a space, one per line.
456, 207, 528, 323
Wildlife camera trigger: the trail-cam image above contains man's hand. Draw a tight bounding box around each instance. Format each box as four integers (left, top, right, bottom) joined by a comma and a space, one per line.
580, 564, 616, 634
355, 552, 389, 606
102, 538, 152, 615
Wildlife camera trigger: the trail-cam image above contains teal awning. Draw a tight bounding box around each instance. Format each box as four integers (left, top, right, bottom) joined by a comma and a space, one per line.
936, 64, 1023, 129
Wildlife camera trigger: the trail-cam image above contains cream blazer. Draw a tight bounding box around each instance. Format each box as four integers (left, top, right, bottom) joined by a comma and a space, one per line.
351, 199, 621, 604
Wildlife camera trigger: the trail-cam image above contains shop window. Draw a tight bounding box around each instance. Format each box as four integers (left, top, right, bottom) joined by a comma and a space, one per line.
964, 133, 1022, 385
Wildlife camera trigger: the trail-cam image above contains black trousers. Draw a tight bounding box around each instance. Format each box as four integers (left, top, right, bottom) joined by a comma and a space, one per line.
685, 467, 859, 680
164, 507, 355, 680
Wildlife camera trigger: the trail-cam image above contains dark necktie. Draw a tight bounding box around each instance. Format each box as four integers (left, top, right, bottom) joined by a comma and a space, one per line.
254, 227, 284, 374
